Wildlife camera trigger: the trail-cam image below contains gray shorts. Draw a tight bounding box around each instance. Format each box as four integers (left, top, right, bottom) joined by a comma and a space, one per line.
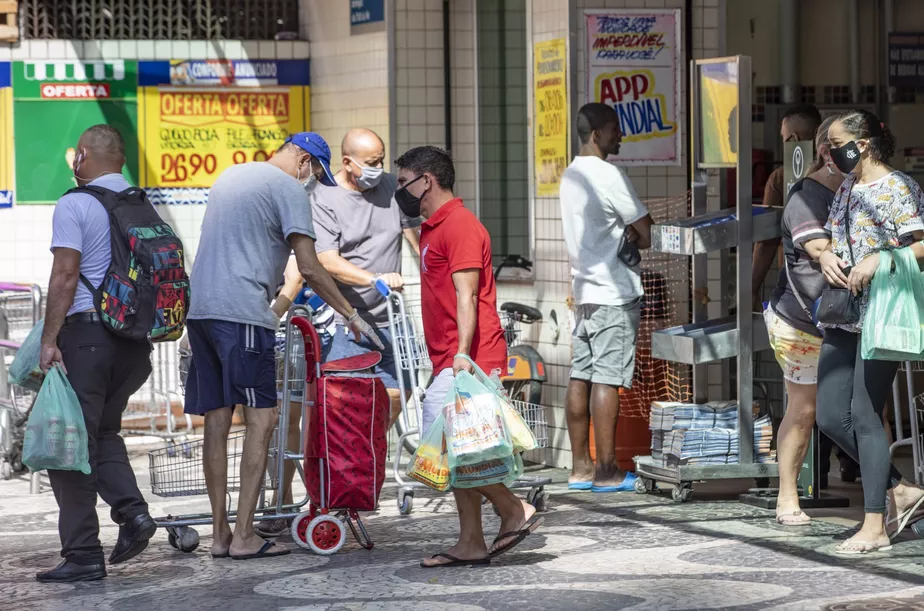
571, 299, 641, 388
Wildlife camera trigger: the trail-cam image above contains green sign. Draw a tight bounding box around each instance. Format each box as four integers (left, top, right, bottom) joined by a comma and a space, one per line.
783, 140, 813, 205
12, 60, 138, 205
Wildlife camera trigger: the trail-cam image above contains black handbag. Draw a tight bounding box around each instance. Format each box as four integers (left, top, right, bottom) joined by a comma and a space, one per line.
816, 182, 860, 325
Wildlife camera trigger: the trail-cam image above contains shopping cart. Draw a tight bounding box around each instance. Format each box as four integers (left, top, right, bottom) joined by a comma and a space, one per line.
124, 342, 193, 440
0, 339, 34, 480
377, 279, 552, 516
0, 282, 43, 343
149, 301, 371, 556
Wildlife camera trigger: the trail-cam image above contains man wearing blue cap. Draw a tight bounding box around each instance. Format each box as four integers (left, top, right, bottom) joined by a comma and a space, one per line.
184, 131, 382, 560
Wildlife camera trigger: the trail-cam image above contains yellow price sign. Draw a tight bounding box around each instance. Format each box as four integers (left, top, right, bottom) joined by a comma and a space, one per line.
533, 39, 568, 197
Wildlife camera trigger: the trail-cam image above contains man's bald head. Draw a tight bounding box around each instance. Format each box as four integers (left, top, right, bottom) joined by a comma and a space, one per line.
341, 128, 385, 161
338, 128, 386, 191
73, 124, 126, 185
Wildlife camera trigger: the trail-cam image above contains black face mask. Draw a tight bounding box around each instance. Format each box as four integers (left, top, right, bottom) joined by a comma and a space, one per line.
395, 174, 426, 218
829, 141, 862, 174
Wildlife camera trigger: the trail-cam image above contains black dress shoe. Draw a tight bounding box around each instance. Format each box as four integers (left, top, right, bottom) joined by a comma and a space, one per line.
36, 559, 106, 583
109, 513, 157, 565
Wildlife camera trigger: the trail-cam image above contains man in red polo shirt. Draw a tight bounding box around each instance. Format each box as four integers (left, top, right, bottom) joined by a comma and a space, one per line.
395, 146, 543, 568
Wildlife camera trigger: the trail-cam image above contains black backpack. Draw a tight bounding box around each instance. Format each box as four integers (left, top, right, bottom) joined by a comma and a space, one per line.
71, 186, 190, 343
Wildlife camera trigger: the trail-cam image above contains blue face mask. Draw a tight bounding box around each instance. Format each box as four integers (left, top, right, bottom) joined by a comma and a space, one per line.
349, 157, 384, 190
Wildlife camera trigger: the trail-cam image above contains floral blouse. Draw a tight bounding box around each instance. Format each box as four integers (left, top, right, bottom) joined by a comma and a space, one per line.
823, 171, 924, 333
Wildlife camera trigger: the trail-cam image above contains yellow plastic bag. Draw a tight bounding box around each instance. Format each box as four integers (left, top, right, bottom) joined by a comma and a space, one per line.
407, 413, 450, 491
500, 397, 537, 453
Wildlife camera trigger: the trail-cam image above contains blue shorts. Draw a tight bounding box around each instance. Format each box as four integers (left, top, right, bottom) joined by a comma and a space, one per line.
184, 319, 277, 414
325, 325, 409, 390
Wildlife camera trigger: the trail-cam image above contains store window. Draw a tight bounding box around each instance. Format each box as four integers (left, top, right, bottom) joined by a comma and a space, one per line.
476, 0, 530, 263
20, 0, 299, 40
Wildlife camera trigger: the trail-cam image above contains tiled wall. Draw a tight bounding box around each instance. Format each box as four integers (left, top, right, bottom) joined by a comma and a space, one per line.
301, 0, 390, 167
0, 38, 310, 285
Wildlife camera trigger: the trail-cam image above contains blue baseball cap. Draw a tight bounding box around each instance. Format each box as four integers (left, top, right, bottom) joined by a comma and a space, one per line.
285, 132, 336, 186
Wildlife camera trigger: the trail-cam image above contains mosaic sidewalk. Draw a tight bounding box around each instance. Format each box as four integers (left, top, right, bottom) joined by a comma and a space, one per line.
3, 456, 924, 611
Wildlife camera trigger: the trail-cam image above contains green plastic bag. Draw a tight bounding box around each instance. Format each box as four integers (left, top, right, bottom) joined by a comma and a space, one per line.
22, 364, 90, 474
861, 248, 924, 361
8, 319, 45, 392
451, 452, 523, 489
443, 370, 513, 469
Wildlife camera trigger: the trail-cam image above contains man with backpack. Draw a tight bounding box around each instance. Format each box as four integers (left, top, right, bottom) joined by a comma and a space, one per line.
37, 125, 179, 582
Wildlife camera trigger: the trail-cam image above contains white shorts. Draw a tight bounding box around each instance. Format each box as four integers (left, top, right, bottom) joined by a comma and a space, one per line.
420, 368, 454, 438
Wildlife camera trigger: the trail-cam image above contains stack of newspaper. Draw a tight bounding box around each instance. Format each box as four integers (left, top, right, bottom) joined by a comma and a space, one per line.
649, 402, 776, 466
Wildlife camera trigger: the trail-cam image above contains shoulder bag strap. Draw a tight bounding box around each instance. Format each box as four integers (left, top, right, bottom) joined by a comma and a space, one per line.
843, 181, 856, 267
784, 256, 813, 318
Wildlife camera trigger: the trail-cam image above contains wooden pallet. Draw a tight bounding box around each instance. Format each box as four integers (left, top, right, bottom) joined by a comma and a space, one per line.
0, 0, 18, 43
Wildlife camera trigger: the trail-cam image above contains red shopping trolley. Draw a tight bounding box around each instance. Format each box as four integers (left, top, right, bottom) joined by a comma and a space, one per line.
287, 316, 390, 555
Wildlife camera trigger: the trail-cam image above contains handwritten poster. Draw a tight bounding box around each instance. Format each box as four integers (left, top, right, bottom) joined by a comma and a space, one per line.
533, 38, 568, 197
585, 10, 681, 166
137, 59, 310, 204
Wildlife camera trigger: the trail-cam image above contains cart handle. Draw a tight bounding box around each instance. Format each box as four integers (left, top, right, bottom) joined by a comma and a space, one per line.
289, 316, 321, 383
373, 277, 421, 297
0, 339, 21, 350
0, 282, 35, 293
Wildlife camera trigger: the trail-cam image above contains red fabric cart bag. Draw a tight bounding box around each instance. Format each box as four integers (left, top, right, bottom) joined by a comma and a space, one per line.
305, 352, 389, 512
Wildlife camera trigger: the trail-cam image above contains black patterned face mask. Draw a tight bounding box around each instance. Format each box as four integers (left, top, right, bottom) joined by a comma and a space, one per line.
829, 141, 862, 174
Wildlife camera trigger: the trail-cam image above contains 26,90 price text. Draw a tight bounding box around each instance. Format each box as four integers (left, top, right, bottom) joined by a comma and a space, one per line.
159, 149, 276, 184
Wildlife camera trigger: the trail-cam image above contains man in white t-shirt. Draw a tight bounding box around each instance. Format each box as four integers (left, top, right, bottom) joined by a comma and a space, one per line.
559, 102, 653, 493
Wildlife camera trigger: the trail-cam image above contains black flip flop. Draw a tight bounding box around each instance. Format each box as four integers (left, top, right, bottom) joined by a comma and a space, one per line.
230, 540, 291, 561
420, 553, 491, 568
490, 515, 544, 558
211, 552, 230, 559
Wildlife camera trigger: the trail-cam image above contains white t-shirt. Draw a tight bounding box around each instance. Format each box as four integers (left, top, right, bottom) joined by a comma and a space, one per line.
559, 156, 649, 305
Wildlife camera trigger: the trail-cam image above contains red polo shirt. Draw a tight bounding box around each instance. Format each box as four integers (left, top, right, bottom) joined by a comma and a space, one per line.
419, 198, 507, 374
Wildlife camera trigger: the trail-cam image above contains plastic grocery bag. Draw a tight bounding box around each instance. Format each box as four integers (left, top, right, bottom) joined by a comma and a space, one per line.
22, 364, 90, 474
861, 248, 924, 361
407, 412, 451, 491
499, 396, 538, 453
451, 453, 523, 489
8, 319, 45, 392
444, 370, 513, 468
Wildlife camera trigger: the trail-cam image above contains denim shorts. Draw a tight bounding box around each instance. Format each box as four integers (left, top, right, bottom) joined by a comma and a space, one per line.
570, 299, 641, 388
184, 319, 277, 414
325, 325, 410, 390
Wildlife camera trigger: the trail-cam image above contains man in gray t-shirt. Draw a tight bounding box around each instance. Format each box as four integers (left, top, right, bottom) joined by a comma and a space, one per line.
313, 128, 421, 426
184, 132, 381, 561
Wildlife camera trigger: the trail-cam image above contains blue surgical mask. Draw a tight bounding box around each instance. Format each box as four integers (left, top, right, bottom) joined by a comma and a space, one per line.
349, 157, 384, 190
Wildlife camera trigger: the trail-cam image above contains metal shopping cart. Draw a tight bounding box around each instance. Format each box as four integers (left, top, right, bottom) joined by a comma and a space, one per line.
377, 279, 552, 516
124, 342, 193, 440
0, 282, 43, 343
0, 339, 34, 480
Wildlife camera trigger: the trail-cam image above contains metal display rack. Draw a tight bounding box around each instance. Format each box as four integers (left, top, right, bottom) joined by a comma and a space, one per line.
634, 56, 779, 501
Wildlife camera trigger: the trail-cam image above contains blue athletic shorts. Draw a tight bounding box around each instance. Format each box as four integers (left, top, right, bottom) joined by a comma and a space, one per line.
184, 319, 277, 414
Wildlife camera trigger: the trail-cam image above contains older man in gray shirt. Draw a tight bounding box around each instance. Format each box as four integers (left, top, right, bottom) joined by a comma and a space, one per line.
185, 132, 380, 560
312, 128, 420, 427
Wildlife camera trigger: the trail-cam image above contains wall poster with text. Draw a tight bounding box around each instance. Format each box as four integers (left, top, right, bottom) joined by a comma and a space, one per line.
585, 10, 681, 166
533, 38, 568, 197
137, 59, 310, 205
12, 60, 139, 205
0, 63, 11, 208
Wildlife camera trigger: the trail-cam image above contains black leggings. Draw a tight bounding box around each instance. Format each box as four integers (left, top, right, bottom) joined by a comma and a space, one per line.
816, 328, 902, 514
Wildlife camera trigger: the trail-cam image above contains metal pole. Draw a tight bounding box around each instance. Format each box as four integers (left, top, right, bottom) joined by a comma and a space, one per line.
847, 0, 861, 104
737, 56, 754, 463
779, 0, 799, 104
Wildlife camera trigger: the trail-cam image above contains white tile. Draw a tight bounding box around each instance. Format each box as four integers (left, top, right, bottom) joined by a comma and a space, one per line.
259, 41, 276, 59
170, 41, 191, 59
188, 41, 208, 59
0, 45, 10, 61
276, 41, 294, 59
136, 40, 156, 60
99, 40, 120, 60
242, 41, 261, 60
46, 40, 68, 59
10, 42, 31, 60
26, 40, 48, 59
119, 40, 138, 59
153, 40, 173, 60
293, 41, 311, 59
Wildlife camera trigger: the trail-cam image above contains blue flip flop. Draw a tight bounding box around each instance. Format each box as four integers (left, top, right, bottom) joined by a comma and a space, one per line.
568, 481, 592, 491
591, 473, 638, 493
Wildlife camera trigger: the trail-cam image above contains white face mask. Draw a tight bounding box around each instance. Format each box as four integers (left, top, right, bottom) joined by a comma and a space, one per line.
303, 174, 318, 193
349, 157, 384, 190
